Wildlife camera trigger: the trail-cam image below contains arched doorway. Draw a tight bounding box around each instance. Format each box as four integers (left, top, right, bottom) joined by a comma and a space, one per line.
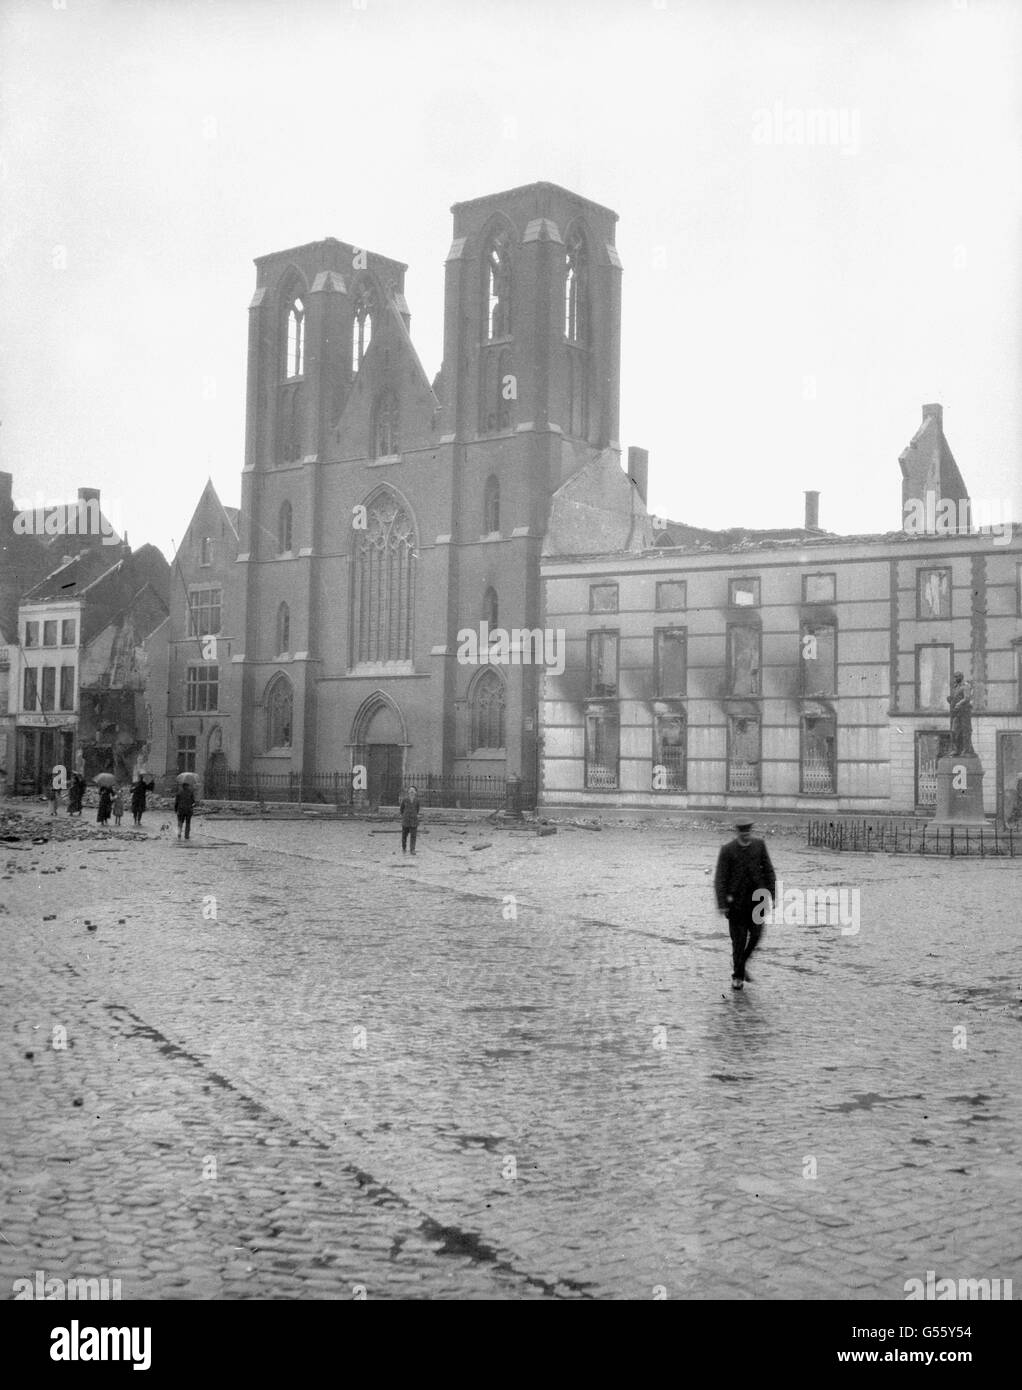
206, 726, 228, 799
351, 692, 407, 806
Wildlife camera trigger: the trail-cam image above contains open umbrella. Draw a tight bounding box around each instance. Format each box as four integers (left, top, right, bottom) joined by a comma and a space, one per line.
176, 772, 199, 785
93, 773, 116, 788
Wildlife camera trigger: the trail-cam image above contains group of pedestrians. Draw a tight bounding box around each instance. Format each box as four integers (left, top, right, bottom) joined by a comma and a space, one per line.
43, 768, 183, 833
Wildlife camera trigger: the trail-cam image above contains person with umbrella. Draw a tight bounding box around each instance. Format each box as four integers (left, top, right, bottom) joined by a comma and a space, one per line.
94, 773, 115, 825
174, 772, 198, 841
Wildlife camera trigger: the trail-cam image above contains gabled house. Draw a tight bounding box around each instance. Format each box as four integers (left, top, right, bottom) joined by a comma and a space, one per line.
163, 480, 240, 792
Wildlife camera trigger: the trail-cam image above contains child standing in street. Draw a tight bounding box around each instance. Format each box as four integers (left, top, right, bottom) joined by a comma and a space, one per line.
112, 789, 125, 827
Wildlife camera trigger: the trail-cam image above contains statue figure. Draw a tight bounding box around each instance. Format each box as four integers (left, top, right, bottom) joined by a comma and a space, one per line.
947, 671, 975, 756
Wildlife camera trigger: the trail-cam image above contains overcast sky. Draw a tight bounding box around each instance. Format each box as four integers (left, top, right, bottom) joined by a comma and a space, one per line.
1, 0, 1020, 560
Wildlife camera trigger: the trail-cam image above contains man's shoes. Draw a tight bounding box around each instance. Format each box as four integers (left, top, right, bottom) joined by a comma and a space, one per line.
731, 977, 744, 991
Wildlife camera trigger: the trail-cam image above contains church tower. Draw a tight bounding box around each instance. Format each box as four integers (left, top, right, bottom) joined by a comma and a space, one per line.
436, 182, 622, 789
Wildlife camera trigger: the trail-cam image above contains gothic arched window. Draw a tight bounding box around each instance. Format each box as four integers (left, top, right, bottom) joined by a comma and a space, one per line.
276, 602, 290, 656
484, 227, 512, 340
286, 297, 305, 378
564, 226, 588, 343
482, 586, 498, 629
278, 501, 293, 554
265, 673, 294, 750
372, 390, 399, 458
470, 669, 506, 750
352, 286, 375, 374
352, 490, 415, 664
483, 475, 500, 535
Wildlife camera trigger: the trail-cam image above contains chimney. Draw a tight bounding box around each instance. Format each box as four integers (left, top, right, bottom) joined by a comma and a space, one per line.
627, 446, 649, 504
922, 403, 943, 428
804, 490, 820, 530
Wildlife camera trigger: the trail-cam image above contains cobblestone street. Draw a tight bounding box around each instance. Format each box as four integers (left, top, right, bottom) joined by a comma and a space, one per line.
2, 808, 1020, 1300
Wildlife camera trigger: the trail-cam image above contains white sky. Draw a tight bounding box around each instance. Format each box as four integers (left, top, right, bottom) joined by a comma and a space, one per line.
1, 0, 1020, 558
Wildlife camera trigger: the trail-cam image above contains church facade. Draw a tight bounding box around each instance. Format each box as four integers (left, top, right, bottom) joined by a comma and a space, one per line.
231, 182, 629, 803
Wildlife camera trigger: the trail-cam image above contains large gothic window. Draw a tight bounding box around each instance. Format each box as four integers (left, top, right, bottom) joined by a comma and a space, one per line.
265, 674, 294, 750
286, 297, 305, 378
470, 669, 505, 750
564, 226, 588, 343
484, 227, 512, 340
352, 490, 415, 664
372, 390, 399, 458
352, 286, 374, 374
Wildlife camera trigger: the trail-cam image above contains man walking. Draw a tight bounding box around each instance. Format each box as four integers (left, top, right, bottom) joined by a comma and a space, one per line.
714, 818, 776, 991
399, 786, 421, 856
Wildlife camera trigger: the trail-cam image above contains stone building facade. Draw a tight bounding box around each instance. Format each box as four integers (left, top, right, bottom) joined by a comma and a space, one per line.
540, 406, 1022, 821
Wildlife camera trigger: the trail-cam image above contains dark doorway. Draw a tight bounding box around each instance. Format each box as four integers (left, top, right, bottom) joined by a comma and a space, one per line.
367, 743, 403, 806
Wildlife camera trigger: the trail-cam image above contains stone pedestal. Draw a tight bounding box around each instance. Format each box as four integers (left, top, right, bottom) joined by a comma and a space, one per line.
930, 753, 987, 827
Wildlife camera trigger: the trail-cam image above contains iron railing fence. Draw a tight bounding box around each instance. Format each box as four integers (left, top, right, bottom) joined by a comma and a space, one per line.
808, 818, 1019, 858
192, 769, 537, 812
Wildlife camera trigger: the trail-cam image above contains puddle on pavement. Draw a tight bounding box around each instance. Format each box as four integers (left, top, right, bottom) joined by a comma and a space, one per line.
826, 1091, 925, 1114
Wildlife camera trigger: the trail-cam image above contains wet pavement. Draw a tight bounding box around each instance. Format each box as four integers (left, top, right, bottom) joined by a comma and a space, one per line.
2, 807, 1020, 1299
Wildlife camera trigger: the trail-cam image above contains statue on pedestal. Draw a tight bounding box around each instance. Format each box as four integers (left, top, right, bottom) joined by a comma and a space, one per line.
947, 671, 975, 757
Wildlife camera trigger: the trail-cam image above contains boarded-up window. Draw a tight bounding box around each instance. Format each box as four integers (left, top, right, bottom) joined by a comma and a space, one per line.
40, 666, 56, 711
590, 584, 618, 614
59, 666, 75, 711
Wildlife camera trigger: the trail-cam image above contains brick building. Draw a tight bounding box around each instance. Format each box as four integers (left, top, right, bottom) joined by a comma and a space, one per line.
231, 182, 633, 803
